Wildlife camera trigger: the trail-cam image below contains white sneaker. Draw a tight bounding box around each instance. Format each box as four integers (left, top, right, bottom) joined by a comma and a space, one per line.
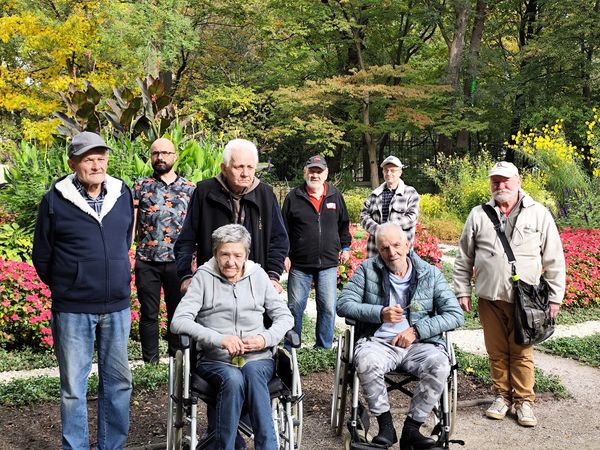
485, 396, 509, 420
515, 401, 537, 427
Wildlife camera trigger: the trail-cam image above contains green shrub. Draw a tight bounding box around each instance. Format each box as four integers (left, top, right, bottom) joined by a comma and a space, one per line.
0, 222, 33, 263
539, 334, 600, 367
342, 187, 371, 224
0, 127, 223, 234
557, 185, 600, 229
297, 347, 336, 375
423, 151, 556, 222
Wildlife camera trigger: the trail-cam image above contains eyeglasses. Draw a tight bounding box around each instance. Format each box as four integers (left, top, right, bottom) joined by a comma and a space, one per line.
151, 151, 176, 158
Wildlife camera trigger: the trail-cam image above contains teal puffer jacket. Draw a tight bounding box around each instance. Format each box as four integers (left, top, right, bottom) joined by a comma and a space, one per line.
337, 252, 464, 348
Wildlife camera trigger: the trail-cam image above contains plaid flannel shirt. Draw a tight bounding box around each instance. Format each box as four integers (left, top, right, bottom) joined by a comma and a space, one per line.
359, 180, 420, 257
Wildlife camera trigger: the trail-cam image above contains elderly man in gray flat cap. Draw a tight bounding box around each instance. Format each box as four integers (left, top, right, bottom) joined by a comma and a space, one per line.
360, 155, 420, 257
33, 131, 134, 450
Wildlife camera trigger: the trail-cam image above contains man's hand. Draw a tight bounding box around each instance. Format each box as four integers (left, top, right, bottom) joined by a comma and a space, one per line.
458, 296, 471, 312
242, 335, 266, 353
339, 250, 351, 265
222, 335, 245, 356
271, 279, 283, 294
549, 302, 560, 320
391, 327, 417, 348
381, 304, 404, 323
284, 257, 291, 272
180, 278, 192, 294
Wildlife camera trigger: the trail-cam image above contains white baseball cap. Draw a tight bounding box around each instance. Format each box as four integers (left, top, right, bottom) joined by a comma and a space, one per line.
489, 161, 519, 178
380, 156, 403, 168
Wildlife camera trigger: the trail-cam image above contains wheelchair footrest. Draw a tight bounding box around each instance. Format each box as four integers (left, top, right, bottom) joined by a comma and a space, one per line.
349, 443, 390, 450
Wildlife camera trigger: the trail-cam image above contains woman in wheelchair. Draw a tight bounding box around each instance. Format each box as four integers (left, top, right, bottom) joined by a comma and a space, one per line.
171, 224, 294, 450
337, 223, 464, 449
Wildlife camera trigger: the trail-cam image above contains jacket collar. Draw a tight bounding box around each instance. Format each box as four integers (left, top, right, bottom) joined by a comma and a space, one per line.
55, 174, 123, 223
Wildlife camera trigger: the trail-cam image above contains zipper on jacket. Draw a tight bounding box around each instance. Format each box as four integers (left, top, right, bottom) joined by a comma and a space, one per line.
232, 283, 239, 337
100, 222, 109, 312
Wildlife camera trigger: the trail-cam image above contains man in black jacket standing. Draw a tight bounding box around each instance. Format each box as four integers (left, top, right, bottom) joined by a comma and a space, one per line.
282, 155, 351, 348
174, 138, 289, 294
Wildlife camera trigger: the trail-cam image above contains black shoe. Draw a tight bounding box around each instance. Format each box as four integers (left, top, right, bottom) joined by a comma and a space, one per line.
372, 411, 398, 446
400, 417, 436, 450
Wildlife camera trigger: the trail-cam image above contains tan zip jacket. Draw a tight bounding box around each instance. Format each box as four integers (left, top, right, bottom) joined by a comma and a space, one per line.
453, 192, 565, 304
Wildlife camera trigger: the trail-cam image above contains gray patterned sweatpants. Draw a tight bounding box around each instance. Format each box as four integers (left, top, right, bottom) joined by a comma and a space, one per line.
354, 337, 450, 422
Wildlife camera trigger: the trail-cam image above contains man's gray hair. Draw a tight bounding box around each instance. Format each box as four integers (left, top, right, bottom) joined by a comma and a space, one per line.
211, 224, 252, 255
222, 139, 259, 166
375, 222, 408, 244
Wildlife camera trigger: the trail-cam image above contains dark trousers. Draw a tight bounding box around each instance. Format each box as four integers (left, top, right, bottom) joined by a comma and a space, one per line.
134, 260, 182, 363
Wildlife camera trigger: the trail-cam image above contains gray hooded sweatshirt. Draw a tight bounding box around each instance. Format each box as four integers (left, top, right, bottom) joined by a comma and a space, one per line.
171, 258, 293, 363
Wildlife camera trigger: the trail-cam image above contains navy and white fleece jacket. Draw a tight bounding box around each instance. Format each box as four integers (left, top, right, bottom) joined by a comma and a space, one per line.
32, 174, 134, 314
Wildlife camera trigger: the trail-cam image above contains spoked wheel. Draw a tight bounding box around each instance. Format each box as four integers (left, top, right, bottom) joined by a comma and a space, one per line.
292, 376, 303, 448
273, 396, 296, 450
330, 330, 350, 436
448, 343, 458, 438
172, 349, 184, 450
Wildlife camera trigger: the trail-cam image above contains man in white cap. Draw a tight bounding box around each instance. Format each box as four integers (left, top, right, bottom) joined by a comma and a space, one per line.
453, 161, 565, 428
360, 155, 420, 257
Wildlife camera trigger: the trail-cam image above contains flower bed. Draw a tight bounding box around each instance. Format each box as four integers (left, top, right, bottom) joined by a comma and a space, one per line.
561, 228, 600, 307
0, 251, 167, 352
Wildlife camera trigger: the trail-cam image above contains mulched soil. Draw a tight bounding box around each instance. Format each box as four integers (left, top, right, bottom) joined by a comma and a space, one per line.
0, 371, 489, 450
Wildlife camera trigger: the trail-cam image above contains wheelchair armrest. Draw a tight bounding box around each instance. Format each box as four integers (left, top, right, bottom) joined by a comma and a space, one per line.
285, 330, 301, 348
178, 334, 191, 349
344, 318, 357, 326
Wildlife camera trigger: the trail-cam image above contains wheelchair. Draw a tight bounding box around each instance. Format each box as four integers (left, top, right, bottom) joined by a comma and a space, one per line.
167, 330, 304, 450
330, 319, 462, 450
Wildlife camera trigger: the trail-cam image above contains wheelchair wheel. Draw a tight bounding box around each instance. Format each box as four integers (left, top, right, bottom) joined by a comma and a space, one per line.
171, 349, 184, 450
292, 364, 303, 448
448, 343, 458, 437
273, 396, 296, 450
330, 329, 350, 435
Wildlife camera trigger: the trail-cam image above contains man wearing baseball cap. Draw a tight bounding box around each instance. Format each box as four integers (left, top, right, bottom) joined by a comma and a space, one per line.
282, 155, 352, 348
33, 131, 134, 449
360, 155, 420, 257
454, 160, 565, 428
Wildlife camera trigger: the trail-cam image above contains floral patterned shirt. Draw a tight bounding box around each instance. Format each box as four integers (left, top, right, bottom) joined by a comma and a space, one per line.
133, 175, 196, 262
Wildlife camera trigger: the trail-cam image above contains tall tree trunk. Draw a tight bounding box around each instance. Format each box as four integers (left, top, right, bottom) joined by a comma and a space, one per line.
438, 1, 470, 155
507, 0, 540, 161
457, 0, 487, 150
582, 0, 600, 100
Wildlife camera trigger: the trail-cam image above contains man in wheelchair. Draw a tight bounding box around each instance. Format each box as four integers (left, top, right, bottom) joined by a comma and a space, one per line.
171, 224, 294, 450
337, 222, 464, 449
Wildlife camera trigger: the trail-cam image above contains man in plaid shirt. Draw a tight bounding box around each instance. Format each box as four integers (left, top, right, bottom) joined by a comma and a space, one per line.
360, 156, 420, 257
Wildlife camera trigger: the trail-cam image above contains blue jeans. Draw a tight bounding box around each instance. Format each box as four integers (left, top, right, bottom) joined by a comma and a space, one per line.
197, 359, 277, 450
287, 266, 338, 348
52, 309, 132, 450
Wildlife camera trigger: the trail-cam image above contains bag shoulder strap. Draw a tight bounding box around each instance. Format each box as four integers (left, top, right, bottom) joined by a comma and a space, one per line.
481, 204, 517, 270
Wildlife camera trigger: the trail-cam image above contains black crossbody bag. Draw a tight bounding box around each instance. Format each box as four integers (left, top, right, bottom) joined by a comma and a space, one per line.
481, 204, 555, 345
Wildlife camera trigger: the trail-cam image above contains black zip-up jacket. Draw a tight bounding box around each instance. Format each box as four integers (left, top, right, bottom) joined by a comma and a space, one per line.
282, 182, 351, 269
32, 174, 134, 314
174, 177, 289, 280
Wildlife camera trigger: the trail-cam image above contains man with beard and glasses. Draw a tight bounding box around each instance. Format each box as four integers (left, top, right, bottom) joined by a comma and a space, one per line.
454, 161, 565, 428
282, 155, 351, 349
132, 138, 195, 363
